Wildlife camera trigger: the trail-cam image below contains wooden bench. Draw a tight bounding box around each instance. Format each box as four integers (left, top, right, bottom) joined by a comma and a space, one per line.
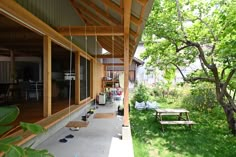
160, 120, 196, 131
160, 121, 196, 125
155, 108, 196, 131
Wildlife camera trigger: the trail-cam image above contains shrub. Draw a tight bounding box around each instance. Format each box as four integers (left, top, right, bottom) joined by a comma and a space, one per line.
131, 83, 150, 104
182, 82, 218, 111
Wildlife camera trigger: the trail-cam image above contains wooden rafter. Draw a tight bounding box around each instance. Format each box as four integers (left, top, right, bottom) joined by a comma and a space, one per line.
70, 0, 136, 45
101, 0, 142, 26
80, 0, 118, 24
79, 0, 138, 40
135, 0, 148, 37
98, 38, 123, 52
99, 36, 124, 48
103, 63, 124, 66
57, 26, 124, 36
98, 38, 124, 54
120, 0, 124, 24
136, 0, 148, 6
103, 0, 110, 16
0, 0, 85, 53
69, 0, 87, 24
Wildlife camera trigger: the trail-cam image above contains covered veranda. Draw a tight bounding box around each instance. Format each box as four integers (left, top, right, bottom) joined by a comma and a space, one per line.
0, 0, 154, 156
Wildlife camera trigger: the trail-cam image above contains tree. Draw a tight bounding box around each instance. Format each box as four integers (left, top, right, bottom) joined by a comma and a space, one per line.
142, 0, 236, 134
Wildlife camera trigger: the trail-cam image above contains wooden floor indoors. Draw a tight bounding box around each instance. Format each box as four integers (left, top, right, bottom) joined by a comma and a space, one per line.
8, 99, 75, 133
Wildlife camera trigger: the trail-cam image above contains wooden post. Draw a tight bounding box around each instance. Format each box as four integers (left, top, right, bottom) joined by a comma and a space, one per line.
75, 52, 80, 104
123, 0, 132, 127
43, 35, 52, 117
123, 34, 130, 127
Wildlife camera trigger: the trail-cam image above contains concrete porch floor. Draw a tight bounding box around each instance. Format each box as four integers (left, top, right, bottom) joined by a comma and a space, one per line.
36, 100, 134, 157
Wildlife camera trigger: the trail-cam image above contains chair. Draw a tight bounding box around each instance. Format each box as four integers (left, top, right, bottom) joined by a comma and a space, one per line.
0, 83, 10, 105
22, 81, 43, 101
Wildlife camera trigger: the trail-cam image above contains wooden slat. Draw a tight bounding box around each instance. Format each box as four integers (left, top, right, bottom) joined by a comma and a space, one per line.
160, 121, 196, 125
43, 35, 52, 117
57, 26, 124, 36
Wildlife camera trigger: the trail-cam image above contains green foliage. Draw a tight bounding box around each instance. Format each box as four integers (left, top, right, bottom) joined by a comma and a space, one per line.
20, 122, 46, 134
142, 0, 236, 90
0, 106, 19, 126
132, 83, 150, 103
182, 83, 218, 111
0, 106, 53, 157
130, 91, 236, 157
142, 0, 236, 133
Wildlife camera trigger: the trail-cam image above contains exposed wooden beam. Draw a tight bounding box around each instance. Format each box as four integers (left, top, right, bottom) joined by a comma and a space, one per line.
101, 0, 142, 26
0, 0, 93, 59
120, 0, 124, 24
69, 0, 87, 24
101, 0, 122, 14
98, 39, 124, 55
80, 0, 119, 24
102, 0, 110, 16
95, 54, 123, 58
98, 36, 124, 49
103, 63, 124, 66
70, 1, 136, 45
79, 0, 138, 39
136, 0, 148, 6
57, 26, 124, 36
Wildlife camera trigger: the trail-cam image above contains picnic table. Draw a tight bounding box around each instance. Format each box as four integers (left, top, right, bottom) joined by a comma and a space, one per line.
155, 108, 196, 131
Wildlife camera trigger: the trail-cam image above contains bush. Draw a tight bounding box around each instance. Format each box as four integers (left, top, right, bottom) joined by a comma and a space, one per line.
131, 83, 150, 104
182, 82, 218, 111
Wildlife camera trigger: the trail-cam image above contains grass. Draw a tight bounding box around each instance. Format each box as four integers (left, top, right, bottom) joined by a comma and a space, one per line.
130, 97, 236, 157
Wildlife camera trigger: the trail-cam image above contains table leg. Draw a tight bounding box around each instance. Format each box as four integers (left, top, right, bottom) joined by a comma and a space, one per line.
178, 113, 182, 120
186, 112, 192, 129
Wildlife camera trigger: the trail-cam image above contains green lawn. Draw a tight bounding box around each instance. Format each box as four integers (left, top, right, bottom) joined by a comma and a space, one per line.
130, 98, 236, 157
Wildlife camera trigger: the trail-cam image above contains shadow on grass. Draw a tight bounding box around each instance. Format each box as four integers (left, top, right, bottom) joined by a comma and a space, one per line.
130, 106, 236, 157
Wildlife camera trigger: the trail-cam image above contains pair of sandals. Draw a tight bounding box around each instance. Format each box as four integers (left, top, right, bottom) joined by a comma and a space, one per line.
59, 134, 74, 143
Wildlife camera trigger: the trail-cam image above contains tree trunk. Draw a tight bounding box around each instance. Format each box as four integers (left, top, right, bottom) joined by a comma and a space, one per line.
222, 104, 236, 135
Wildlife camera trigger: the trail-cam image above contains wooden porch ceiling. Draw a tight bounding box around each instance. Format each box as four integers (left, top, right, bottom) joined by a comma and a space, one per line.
0, 0, 150, 61
64, 0, 149, 60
